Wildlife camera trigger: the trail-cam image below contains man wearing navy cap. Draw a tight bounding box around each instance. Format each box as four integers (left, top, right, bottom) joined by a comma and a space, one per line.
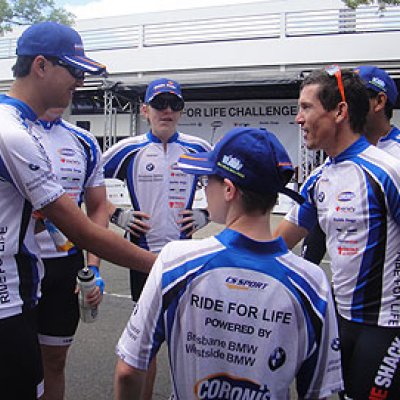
114, 127, 343, 400
0, 22, 156, 399
103, 77, 211, 399
355, 65, 399, 150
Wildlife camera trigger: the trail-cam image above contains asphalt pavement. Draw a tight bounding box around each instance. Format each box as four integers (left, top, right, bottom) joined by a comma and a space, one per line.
65, 218, 338, 400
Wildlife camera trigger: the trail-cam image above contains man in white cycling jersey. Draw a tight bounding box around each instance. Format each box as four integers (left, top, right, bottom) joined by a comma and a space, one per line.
0, 21, 155, 400
274, 66, 400, 399
114, 127, 343, 400
34, 107, 107, 400
104, 78, 211, 399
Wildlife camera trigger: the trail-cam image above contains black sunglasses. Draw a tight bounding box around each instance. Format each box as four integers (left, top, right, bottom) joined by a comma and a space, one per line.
46, 57, 85, 80
149, 94, 184, 112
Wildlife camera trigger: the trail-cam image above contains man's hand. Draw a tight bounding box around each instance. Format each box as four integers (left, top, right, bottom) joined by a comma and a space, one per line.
75, 265, 104, 307
178, 209, 209, 236
111, 208, 151, 238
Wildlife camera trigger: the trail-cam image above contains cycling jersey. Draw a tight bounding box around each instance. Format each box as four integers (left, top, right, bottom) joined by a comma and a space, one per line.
116, 229, 343, 399
286, 136, 400, 327
103, 131, 211, 252
33, 118, 104, 258
376, 125, 400, 156
0, 95, 64, 319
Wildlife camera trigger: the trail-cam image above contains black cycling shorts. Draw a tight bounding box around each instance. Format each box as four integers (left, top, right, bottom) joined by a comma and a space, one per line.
0, 308, 43, 399
37, 251, 84, 345
338, 315, 400, 400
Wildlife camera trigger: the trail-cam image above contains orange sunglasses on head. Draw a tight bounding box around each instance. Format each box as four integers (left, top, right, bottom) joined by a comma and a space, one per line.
325, 64, 347, 103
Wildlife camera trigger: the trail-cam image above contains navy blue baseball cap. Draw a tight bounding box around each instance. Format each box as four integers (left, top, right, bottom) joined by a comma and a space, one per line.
16, 22, 107, 75
178, 127, 303, 202
145, 78, 183, 103
355, 65, 398, 105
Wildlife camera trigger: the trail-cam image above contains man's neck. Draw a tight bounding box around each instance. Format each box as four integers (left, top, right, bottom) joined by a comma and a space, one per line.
9, 79, 45, 117
225, 213, 273, 242
326, 127, 361, 158
365, 120, 392, 146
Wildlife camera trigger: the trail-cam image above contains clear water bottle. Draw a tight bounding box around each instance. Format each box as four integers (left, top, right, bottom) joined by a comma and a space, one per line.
77, 267, 98, 323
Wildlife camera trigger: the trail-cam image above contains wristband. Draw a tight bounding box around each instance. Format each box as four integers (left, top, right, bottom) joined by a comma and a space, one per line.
88, 265, 105, 294
110, 207, 123, 225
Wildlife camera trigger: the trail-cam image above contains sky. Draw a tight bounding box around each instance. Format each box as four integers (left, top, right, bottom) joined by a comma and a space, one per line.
58, 0, 274, 20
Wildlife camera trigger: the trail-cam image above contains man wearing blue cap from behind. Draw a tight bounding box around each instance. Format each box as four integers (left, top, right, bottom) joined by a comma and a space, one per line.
0, 21, 156, 400
355, 65, 399, 151
114, 127, 343, 400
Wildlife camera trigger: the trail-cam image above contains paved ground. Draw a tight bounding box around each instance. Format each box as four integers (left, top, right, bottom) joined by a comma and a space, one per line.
65, 217, 338, 399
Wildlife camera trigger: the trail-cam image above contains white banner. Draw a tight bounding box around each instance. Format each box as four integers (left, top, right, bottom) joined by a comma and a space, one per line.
138, 99, 299, 166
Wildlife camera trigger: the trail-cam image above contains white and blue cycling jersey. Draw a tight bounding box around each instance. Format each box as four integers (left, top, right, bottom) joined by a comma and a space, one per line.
376, 125, 400, 157
286, 136, 400, 327
103, 131, 211, 252
33, 118, 104, 258
0, 95, 64, 319
116, 229, 343, 399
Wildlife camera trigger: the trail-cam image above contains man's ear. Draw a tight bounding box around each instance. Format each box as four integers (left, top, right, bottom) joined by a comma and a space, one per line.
335, 101, 348, 124
141, 103, 149, 118
373, 92, 388, 113
31, 56, 47, 77
223, 178, 237, 201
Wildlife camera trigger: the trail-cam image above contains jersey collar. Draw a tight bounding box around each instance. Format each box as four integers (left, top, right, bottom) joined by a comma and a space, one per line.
147, 130, 179, 143
36, 118, 62, 130
330, 136, 370, 164
379, 125, 400, 143
0, 94, 37, 122
216, 228, 288, 256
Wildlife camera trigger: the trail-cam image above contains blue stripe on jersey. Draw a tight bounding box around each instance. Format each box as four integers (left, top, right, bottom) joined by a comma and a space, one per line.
17, 201, 41, 309
354, 153, 400, 226
0, 94, 37, 122
60, 122, 99, 185
0, 154, 13, 183
103, 141, 149, 178
350, 156, 390, 323
176, 138, 209, 153
125, 155, 150, 249
380, 126, 400, 143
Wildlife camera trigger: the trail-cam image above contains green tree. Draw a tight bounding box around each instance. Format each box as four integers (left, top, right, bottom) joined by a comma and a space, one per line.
0, 0, 75, 34
343, 0, 400, 9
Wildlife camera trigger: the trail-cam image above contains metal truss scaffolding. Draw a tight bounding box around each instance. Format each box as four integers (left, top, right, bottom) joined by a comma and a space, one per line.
102, 80, 138, 152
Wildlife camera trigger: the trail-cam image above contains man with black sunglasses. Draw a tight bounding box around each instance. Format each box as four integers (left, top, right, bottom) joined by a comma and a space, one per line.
0, 21, 157, 399
274, 67, 400, 399
103, 78, 211, 399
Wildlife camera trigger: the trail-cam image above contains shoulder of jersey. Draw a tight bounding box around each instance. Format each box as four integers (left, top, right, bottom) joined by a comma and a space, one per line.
177, 132, 212, 150
160, 236, 223, 264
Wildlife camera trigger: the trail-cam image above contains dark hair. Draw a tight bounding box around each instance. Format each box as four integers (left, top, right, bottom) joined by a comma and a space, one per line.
12, 56, 36, 78
367, 88, 393, 120
240, 189, 277, 214
301, 68, 370, 133
213, 174, 277, 214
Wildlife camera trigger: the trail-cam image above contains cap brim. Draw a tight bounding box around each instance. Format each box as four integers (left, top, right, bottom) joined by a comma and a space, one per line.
280, 187, 305, 205
147, 88, 183, 103
61, 55, 107, 75
177, 152, 215, 175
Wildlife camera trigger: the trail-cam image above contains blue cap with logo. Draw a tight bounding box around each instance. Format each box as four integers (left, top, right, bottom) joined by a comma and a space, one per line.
145, 78, 183, 103
16, 22, 106, 75
178, 127, 303, 202
355, 65, 398, 105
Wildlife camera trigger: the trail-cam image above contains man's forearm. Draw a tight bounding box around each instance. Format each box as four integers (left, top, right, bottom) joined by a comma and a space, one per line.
114, 359, 145, 400
41, 194, 156, 272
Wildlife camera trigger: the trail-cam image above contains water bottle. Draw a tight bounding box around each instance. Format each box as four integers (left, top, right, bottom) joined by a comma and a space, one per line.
77, 267, 98, 323
42, 218, 74, 252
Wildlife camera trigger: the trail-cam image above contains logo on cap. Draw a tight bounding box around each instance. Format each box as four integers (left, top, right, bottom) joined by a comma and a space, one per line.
221, 155, 243, 171
370, 77, 386, 92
